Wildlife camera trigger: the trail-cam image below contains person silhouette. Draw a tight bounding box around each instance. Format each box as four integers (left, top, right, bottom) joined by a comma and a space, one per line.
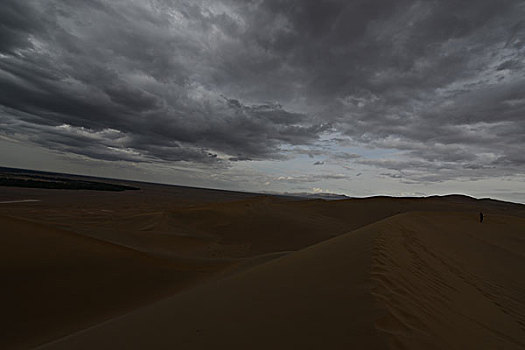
480, 212, 484, 223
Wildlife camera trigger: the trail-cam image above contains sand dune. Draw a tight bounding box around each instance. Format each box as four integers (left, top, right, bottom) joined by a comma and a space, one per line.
0, 200, 41, 204
2, 181, 525, 349
0, 215, 231, 349
38, 212, 525, 349
372, 212, 525, 349
38, 213, 385, 349
4, 191, 522, 260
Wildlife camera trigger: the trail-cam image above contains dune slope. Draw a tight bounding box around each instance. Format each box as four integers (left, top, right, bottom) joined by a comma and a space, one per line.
39, 211, 525, 349
0, 216, 229, 349
372, 212, 525, 349
38, 215, 387, 349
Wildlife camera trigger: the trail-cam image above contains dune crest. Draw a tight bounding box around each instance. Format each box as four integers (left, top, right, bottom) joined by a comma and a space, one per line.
38, 211, 525, 349
2, 181, 525, 349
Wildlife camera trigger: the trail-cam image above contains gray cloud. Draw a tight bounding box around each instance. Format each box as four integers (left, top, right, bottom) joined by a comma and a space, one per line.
0, 0, 524, 184
0, 0, 329, 164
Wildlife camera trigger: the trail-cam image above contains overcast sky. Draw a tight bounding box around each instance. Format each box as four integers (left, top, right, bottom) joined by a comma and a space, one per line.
1, 0, 524, 202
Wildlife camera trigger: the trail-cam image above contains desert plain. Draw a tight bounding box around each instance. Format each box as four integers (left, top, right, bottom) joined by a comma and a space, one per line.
1, 171, 525, 349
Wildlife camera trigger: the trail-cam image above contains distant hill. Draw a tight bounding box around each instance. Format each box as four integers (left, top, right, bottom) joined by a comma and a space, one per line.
263, 191, 351, 200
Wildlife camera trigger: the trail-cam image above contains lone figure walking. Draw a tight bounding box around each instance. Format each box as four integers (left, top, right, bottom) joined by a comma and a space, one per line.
480, 212, 484, 223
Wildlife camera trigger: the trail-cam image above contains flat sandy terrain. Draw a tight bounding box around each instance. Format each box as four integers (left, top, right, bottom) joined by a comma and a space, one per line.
1, 181, 524, 349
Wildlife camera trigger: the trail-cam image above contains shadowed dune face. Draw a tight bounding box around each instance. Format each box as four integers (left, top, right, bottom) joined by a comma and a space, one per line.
1, 183, 525, 349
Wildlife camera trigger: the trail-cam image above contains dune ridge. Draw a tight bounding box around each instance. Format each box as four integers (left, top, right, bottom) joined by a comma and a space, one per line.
38, 213, 386, 349
38, 211, 525, 349
2, 182, 525, 349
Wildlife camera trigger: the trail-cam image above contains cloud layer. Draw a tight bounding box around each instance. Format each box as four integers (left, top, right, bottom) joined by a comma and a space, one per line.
1, 0, 524, 184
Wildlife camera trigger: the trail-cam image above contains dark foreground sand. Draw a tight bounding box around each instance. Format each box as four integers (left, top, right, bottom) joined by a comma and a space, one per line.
1, 184, 524, 349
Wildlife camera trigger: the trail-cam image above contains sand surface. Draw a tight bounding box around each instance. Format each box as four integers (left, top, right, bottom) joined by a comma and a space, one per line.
0, 200, 40, 204
1, 183, 524, 349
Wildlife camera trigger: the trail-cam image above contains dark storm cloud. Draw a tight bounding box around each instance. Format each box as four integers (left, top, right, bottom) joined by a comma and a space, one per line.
0, 0, 524, 182
0, 0, 328, 164
0, 2, 45, 54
